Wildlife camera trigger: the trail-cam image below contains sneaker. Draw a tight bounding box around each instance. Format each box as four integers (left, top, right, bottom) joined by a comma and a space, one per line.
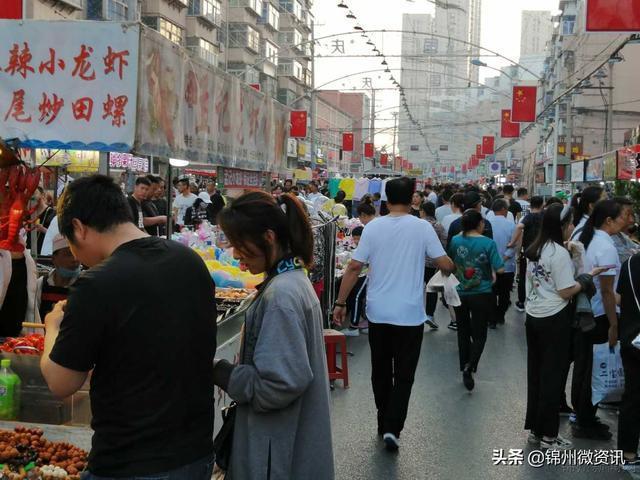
558, 405, 575, 417
342, 328, 360, 337
569, 413, 577, 424
515, 302, 525, 312
571, 425, 612, 441
463, 369, 475, 391
425, 317, 439, 330
592, 419, 611, 432
382, 433, 400, 451
360, 328, 369, 335
447, 322, 458, 331
623, 457, 640, 471
527, 432, 542, 445
540, 436, 572, 450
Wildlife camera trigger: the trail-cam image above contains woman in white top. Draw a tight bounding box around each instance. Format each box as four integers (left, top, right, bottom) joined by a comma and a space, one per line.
572, 199, 627, 440
524, 204, 601, 450
569, 185, 604, 240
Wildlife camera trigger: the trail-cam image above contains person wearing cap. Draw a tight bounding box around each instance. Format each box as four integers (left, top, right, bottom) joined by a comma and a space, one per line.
36, 235, 81, 318
446, 191, 494, 247
184, 192, 215, 228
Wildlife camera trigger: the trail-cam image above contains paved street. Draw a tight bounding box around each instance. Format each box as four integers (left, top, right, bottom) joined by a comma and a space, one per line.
330, 299, 637, 480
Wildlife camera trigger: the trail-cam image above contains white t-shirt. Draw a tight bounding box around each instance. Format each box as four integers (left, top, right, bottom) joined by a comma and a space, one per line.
426, 191, 438, 205
352, 215, 446, 326
516, 199, 530, 216
353, 178, 370, 201
486, 210, 515, 223
441, 212, 462, 233
526, 242, 576, 318
489, 215, 516, 273
570, 215, 590, 241
380, 178, 390, 202
435, 204, 452, 223
174, 193, 197, 226
584, 229, 621, 318
41, 216, 59, 256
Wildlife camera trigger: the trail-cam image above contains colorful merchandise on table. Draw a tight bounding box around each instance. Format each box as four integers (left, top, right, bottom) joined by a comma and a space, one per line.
0, 336, 45, 356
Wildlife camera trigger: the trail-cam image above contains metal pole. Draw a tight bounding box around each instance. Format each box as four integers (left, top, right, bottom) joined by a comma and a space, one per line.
309, 20, 317, 171
224, 0, 229, 72
392, 112, 398, 158
370, 87, 375, 168
551, 82, 560, 196
165, 164, 173, 239
607, 61, 614, 152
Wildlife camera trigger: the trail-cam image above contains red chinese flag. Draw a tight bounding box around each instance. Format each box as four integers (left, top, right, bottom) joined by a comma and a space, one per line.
586, 0, 640, 32
364, 142, 374, 158
0, 0, 22, 19
476, 144, 482, 157
441, 166, 447, 173
462, 164, 467, 173
477, 154, 485, 160
290, 111, 307, 138
512, 86, 537, 122
501, 110, 521, 138
342, 133, 354, 152
450, 166, 455, 173
250, 83, 261, 91
379, 153, 388, 166
471, 154, 478, 167
482, 136, 495, 155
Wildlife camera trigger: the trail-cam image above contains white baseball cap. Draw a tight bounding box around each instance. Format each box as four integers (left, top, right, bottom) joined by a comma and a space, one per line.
198, 192, 212, 204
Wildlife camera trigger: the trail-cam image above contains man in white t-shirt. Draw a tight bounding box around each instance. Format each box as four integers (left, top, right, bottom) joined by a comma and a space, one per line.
334, 177, 454, 452
516, 187, 531, 218
424, 184, 438, 205
172, 178, 197, 228
435, 189, 453, 223
488, 199, 516, 326
441, 192, 464, 233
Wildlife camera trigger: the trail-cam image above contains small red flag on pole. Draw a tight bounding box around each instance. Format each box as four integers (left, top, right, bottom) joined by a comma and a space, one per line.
342, 133, 354, 152
511, 86, 537, 122
482, 136, 495, 155
290, 111, 307, 138
364, 142, 374, 158
500, 110, 521, 138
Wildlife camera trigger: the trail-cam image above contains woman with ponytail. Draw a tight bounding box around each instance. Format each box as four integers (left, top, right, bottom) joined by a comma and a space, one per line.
571, 199, 627, 441
571, 185, 605, 238
212, 192, 334, 479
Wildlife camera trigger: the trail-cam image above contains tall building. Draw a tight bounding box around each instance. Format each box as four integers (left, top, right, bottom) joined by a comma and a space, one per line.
520, 10, 553, 57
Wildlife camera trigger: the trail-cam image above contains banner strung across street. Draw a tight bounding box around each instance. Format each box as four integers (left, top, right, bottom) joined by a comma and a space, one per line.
0, 20, 139, 152
136, 28, 288, 173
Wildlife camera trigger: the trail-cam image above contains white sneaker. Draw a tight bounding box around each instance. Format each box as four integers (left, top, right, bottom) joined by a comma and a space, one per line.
342, 328, 360, 337
361, 328, 369, 334
383, 433, 399, 451
540, 436, 572, 450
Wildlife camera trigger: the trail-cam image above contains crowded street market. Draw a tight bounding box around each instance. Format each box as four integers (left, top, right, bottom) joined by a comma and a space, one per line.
1, 0, 640, 479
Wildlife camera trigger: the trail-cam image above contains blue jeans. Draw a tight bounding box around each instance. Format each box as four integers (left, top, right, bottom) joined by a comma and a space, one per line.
81, 454, 215, 480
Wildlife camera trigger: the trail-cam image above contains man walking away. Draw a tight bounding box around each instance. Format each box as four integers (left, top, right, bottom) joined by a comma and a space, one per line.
447, 191, 493, 246
488, 199, 516, 327
435, 189, 454, 223
503, 185, 522, 221
509, 196, 544, 312
334, 177, 454, 452
516, 187, 531, 217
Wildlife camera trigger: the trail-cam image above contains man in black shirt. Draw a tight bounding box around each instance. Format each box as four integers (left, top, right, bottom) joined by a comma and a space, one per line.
127, 177, 166, 236
447, 191, 493, 246
508, 195, 544, 311
40, 175, 217, 479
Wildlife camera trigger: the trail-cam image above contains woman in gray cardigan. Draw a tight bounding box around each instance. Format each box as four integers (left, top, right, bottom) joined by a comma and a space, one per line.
213, 191, 335, 480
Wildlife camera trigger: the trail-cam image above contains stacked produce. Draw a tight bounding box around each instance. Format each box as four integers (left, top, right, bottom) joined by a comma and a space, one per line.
0, 336, 45, 355
0, 427, 87, 479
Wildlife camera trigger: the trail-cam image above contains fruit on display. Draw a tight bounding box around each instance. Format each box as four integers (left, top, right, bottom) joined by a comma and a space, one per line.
0, 427, 87, 479
0, 336, 45, 355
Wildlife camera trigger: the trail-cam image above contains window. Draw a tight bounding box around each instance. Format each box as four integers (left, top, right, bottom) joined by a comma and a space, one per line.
188, 37, 219, 66
189, 0, 221, 24
279, 0, 302, 20
562, 15, 576, 36
430, 74, 441, 87
278, 60, 304, 82
159, 18, 184, 45
260, 2, 280, 30
107, 0, 128, 20
229, 24, 261, 52
423, 38, 438, 54
279, 29, 303, 50
230, 0, 260, 14
263, 40, 278, 65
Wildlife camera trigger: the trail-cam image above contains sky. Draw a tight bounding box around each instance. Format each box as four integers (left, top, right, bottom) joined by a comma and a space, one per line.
312, 0, 561, 150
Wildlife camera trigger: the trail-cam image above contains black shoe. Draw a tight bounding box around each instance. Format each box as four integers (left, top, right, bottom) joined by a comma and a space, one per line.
572, 424, 612, 440
592, 419, 611, 432
383, 433, 400, 451
515, 302, 525, 312
447, 322, 458, 331
463, 369, 475, 391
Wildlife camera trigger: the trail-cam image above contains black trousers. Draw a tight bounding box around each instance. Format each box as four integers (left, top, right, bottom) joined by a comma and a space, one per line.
424, 267, 438, 317
493, 272, 515, 324
335, 276, 367, 328
454, 293, 493, 372
368, 322, 424, 437
518, 254, 527, 305
524, 305, 572, 438
571, 315, 610, 427
618, 345, 640, 454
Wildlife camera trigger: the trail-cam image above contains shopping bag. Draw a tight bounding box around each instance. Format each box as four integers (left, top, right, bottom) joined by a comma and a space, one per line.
426, 271, 461, 307
591, 342, 625, 405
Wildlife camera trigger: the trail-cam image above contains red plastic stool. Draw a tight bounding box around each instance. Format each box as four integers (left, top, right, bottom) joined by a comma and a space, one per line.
323, 329, 349, 388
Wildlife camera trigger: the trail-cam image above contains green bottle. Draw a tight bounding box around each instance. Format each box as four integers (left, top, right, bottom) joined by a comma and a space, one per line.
0, 359, 21, 420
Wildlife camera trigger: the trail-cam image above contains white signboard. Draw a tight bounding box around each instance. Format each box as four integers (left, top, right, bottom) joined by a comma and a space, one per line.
0, 20, 139, 152
109, 152, 149, 172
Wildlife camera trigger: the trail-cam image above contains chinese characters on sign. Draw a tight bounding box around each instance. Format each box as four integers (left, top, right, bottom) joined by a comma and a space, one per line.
221, 167, 263, 190
0, 20, 139, 152
109, 152, 149, 173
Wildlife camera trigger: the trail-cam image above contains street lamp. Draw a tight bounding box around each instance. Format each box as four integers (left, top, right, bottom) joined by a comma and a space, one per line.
470, 59, 516, 80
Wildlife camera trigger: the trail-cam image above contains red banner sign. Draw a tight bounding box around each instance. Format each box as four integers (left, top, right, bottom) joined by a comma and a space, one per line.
0, 0, 22, 19
586, 0, 640, 32
512, 86, 537, 122
342, 132, 354, 152
364, 142, 374, 158
501, 109, 521, 138
290, 111, 307, 138
482, 136, 495, 155
379, 153, 388, 166
476, 145, 482, 156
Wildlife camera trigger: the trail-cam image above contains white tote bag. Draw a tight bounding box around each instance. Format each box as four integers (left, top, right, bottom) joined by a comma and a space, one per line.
591, 342, 625, 405
426, 271, 461, 307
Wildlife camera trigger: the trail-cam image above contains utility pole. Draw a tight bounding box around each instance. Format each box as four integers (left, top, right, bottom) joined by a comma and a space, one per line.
309, 19, 317, 170
607, 61, 615, 152
551, 78, 561, 196
370, 88, 375, 168
391, 111, 398, 159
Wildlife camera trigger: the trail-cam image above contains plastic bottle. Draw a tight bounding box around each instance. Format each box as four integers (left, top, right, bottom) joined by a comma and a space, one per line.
0, 359, 21, 420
